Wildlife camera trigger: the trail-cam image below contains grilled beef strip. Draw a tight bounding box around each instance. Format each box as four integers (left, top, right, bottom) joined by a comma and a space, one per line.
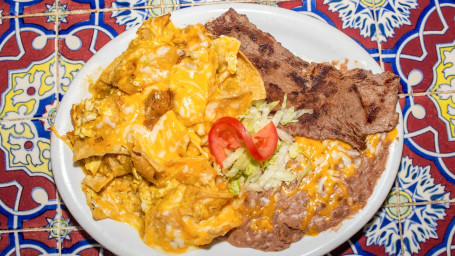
206, 8, 399, 149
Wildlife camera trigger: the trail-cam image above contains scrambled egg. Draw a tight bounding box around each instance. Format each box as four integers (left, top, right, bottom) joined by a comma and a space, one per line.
67, 14, 265, 253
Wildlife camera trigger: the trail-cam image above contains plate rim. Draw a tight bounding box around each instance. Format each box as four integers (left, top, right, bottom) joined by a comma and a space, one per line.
51, 3, 404, 256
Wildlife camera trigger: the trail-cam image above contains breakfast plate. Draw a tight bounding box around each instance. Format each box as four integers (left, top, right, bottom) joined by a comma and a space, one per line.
51, 3, 404, 256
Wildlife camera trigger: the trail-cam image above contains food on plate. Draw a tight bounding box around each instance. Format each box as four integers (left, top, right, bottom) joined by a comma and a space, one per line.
64, 9, 399, 254
209, 116, 278, 167
206, 9, 399, 149
206, 9, 400, 251
67, 14, 266, 253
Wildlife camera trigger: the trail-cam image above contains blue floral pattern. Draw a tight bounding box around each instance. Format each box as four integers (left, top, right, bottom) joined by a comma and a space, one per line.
0, 0, 454, 255
111, 0, 150, 29
364, 156, 450, 255
323, 0, 418, 42
111, 0, 179, 29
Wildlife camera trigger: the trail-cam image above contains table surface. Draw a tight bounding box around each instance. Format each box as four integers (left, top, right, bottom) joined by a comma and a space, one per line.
0, 0, 454, 255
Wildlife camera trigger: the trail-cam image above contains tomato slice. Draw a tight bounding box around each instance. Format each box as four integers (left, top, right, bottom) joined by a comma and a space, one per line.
252, 122, 279, 160
208, 117, 278, 167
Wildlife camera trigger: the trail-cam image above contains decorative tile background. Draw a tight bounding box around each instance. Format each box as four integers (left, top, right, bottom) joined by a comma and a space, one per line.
1, 0, 454, 255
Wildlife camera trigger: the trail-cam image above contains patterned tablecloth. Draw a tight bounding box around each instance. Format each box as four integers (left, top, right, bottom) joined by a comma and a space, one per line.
0, 0, 454, 255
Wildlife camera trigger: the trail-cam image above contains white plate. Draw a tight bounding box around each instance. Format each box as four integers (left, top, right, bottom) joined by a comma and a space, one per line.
51, 3, 404, 256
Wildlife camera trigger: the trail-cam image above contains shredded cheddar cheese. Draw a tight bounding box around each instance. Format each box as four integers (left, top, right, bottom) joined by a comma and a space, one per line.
249, 194, 278, 232
295, 137, 354, 233
67, 14, 265, 253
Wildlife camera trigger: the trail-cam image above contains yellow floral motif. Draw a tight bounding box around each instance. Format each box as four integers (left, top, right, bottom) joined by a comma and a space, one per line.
0, 55, 83, 119
0, 121, 52, 178
0, 73, 42, 118
0, 54, 83, 179
59, 56, 84, 94
430, 44, 455, 140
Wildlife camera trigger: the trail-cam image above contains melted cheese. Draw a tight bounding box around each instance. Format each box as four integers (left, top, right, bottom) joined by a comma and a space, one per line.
169, 53, 215, 126
252, 132, 394, 234
133, 110, 191, 171
387, 127, 398, 141
83, 175, 145, 233
70, 13, 400, 252
50, 125, 73, 150
295, 137, 354, 233
71, 15, 251, 254
248, 194, 278, 232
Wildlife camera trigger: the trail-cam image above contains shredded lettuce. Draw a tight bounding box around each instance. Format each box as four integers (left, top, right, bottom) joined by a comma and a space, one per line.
273, 94, 313, 126
225, 151, 251, 178
222, 97, 313, 194
228, 178, 241, 195
222, 148, 245, 170
277, 128, 294, 143
289, 142, 299, 159
244, 160, 259, 176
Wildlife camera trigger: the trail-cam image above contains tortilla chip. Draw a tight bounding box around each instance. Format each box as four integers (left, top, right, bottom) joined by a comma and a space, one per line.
205, 92, 253, 122
131, 151, 157, 183
72, 137, 129, 161
82, 173, 113, 193
205, 41, 265, 122
237, 51, 266, 100
157, 156, 217, 186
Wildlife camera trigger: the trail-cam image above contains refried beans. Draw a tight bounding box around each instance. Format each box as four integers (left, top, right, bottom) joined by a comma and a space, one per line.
227, 132, 395, 251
